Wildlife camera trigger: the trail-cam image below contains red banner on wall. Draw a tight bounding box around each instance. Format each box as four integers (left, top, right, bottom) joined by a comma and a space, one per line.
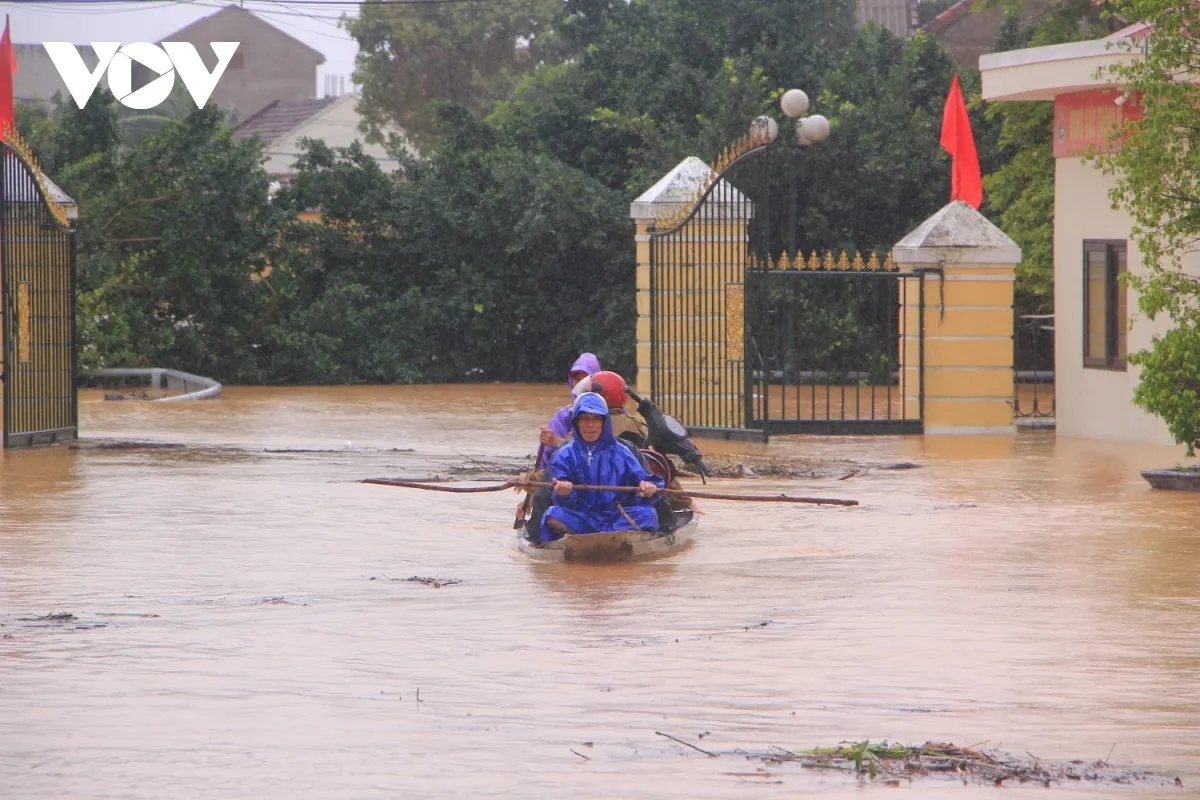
1053, 89, 1143, 158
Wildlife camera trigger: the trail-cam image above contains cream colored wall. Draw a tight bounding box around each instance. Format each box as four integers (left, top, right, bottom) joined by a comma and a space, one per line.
1054, 156, 1178, 445
981, 45, 1136, 102
263, 96, 413, 176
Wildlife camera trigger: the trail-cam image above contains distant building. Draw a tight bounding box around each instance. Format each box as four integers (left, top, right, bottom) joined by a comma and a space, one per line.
924, 0, 1057, 70
152, 6, 325, 123
13, 6, 324, 122
859, 0, 920, 39
232, 93, 415, 194
13, 43, 102, 108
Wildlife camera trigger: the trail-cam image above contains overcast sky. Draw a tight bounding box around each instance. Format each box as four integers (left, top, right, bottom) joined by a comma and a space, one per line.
3, 0, 359, 95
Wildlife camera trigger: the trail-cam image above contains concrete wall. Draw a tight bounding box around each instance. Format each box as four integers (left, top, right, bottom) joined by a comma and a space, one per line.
1053, 156, 1179, 445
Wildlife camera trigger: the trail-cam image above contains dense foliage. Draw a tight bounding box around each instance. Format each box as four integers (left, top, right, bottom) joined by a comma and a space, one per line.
17, 0, 1044, 385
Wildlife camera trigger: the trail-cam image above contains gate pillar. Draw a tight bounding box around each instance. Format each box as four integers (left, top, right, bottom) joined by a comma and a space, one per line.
894, 201, 1021, 434
630, 157, 751, 432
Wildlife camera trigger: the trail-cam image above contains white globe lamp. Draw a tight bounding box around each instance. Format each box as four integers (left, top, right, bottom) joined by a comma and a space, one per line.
780, 89, 810, 119
749, 115, 779, 143
800, 114, 831, 144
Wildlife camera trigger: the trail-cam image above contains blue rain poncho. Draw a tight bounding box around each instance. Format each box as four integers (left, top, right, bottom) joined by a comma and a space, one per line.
540, 392, 664, 542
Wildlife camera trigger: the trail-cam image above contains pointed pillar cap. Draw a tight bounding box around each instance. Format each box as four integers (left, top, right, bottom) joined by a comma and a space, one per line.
630, 156, 751, 223
894, 200, 1020, 265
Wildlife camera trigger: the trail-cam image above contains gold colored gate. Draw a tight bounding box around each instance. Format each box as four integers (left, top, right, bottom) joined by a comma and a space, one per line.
1, 138, 78, 448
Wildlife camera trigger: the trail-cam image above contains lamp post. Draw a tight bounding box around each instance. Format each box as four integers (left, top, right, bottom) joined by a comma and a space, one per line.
759, 89, 830, 263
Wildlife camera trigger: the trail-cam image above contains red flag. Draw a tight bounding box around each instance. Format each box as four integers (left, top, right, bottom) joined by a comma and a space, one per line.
0, 15, 15, 141
940, 74, 982, 209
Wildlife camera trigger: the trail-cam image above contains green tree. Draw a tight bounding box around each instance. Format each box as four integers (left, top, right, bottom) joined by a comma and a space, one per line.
269, 108, 635, 384
791, 27, 962, 255
491, 0, 859, 194
347, 0, 561, 148
31, 95, 286, 380
981, 0, 1118, 316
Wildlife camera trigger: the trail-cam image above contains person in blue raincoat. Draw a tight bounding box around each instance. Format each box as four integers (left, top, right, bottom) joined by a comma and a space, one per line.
518, 353, 601, 540
540, 392, 664, 543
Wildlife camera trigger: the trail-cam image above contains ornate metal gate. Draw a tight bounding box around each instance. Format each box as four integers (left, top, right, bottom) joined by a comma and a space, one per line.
1, 140, 78, 448
745, 253, 926, 434
647, 139, 925, 438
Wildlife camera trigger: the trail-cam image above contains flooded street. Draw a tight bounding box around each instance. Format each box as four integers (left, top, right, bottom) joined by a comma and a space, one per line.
2, 385, 1199, 798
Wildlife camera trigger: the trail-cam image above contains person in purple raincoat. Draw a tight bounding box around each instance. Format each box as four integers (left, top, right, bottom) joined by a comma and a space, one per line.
537, 352, 600, 469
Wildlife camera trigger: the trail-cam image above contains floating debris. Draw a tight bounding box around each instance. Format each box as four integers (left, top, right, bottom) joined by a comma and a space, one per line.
676, 457, 922, 481
257, 597, 308, 606
265, 447, 417, 454
69, 440, 186, 450
445, 456, 531, 479
10, 611, 108, 632
19, 612, 76, 623
403, 575, 462, 588
377, 574, 463, 588
747, 741, 1183, 788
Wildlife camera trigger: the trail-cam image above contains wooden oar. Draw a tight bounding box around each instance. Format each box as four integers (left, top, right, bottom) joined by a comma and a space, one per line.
512, 443, 546, 529
361, 478, 858, 507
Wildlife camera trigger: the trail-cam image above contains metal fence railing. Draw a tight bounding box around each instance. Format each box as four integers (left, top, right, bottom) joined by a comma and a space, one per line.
1014, 313, 1054, 420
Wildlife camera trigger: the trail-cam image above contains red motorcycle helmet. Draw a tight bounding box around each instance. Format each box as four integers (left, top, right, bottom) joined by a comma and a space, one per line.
587, 371, 628, 410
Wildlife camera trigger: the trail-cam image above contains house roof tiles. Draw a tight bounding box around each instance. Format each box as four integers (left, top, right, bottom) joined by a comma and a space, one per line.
231, 98, 336, 143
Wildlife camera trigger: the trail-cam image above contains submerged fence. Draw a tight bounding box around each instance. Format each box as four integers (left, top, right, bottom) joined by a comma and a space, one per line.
1013, 313, 1054, 420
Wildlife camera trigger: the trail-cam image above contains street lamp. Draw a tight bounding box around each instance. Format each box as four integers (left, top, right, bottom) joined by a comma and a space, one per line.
778, 89, 830, 147
749, 115, 779, 144
755, 88, 831, 262
748, 89, 830, 149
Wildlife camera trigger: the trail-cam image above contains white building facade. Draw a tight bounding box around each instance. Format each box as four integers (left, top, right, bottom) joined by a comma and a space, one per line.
981, 26, 1192, 446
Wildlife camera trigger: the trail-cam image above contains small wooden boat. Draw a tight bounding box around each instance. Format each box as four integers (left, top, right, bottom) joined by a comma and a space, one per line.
517, 509, 697, 563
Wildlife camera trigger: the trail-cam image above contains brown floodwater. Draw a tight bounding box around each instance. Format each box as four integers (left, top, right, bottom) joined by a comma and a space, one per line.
2, 385, 1198, 798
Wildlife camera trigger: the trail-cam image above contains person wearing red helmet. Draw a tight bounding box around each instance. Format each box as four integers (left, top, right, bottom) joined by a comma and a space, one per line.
571, 370, 691, 529
571, 370, 648, 447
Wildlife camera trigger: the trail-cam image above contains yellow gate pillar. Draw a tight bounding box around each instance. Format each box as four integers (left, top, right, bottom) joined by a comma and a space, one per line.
629, 157, 749, 429
894, 201, 1021, 434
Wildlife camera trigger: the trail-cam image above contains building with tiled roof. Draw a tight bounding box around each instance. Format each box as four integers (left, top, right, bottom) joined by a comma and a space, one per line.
13, 6, 324, 122
152, 6, 325, 122
232, 93, 416, 185
924, 0, 1055, 69
858, 0, 920, 38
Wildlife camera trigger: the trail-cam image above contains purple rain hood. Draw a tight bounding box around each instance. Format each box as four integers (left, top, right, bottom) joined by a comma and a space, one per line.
567, 353, 601, 390
540, 353, 601, 468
